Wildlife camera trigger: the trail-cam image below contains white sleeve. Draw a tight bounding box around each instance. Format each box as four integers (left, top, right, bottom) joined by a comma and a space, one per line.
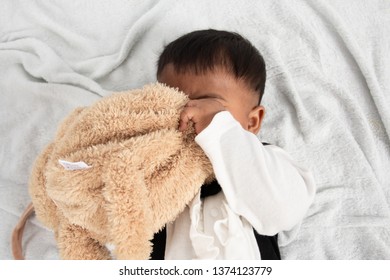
195, 111, 316, 236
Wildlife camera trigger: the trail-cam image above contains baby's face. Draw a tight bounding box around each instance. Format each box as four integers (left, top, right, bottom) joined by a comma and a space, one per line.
158, 63, 263, 132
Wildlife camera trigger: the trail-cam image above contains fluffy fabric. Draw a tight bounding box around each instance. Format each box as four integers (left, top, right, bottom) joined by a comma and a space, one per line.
28, 83, 213, 259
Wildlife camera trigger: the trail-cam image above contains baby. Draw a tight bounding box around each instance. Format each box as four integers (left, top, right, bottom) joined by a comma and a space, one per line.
152, 29, 316, 259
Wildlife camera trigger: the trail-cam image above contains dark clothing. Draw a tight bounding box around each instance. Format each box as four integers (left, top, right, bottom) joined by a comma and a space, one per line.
150, 179, 281, 260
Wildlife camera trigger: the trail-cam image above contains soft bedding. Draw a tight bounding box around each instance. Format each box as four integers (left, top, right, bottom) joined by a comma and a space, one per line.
1, 0, 389, 259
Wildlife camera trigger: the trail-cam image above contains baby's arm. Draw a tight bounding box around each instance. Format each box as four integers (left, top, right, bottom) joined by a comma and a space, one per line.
195, 111, 316, 236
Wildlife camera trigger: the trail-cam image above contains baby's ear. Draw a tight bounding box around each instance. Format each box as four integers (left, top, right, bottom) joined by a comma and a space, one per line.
248, 105, 265, 134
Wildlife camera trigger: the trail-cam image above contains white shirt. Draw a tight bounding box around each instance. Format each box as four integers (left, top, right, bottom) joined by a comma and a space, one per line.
164, 111, 316, 260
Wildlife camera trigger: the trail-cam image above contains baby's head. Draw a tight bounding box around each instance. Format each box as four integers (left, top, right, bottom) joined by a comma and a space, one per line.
157, 29, 266, 134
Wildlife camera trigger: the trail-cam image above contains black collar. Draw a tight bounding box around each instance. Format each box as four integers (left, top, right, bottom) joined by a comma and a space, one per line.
200, 180, 221, 198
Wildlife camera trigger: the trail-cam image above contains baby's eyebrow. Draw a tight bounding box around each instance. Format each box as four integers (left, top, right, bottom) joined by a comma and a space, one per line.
193, 92, 226, 101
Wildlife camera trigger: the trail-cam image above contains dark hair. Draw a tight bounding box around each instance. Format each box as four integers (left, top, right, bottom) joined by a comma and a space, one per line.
157, 29, 266, 104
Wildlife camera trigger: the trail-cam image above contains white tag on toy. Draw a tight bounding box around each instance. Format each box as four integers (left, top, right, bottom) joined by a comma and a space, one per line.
58, 160, 92, 171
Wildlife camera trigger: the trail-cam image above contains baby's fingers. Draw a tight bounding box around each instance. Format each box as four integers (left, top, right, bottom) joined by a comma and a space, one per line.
178, 106, 196, 132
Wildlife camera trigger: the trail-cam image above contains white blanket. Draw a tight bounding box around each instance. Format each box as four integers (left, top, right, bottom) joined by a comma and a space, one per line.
1, 0, 389, 259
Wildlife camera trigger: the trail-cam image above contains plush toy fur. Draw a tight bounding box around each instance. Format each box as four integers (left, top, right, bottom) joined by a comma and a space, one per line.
28, 83, 214, 259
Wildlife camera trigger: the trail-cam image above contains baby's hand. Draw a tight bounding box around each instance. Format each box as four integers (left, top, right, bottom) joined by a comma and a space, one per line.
179, 99, 225, 134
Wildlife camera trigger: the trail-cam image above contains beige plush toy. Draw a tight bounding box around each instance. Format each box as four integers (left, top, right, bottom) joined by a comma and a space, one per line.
12, 83, 214, 260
